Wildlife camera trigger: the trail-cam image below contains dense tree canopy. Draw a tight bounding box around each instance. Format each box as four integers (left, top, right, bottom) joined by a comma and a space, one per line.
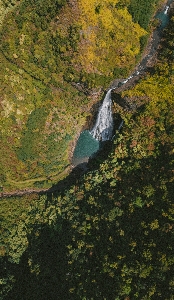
0, 0, 152, 190
0, 8, 174, 299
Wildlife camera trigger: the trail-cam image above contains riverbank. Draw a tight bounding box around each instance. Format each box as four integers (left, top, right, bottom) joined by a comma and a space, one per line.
111, 0, 173, 95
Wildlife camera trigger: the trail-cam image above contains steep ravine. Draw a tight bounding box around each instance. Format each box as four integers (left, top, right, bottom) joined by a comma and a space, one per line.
72, 0, 173, 164
0, 0, 173, 198
111, 0, 174, 93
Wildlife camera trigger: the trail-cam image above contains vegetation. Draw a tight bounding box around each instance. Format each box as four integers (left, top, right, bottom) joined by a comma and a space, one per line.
128, 0, 161, 29
0, 9, 174, 299
0, 50, 89, 190
1, 0, 167, 191
0, 0, 153, 190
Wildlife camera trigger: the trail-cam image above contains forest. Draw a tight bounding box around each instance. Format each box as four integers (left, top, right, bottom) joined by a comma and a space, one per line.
0, 0, 174, 299
0, 0, 158, 191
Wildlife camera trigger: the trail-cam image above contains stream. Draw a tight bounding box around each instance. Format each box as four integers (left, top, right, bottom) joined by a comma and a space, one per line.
1, 0, 173, 197
72, 0, 173, 167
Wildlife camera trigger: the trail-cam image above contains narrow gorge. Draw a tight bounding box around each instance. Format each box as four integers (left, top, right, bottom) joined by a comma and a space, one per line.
72, 0, 173, 168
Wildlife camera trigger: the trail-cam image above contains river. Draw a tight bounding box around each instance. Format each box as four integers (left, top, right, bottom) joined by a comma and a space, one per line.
72, 0, 173, 167
1, 0, 173, 198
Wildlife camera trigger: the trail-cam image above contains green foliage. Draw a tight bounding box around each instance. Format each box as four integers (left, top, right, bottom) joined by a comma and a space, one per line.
0, 7, 174, 299
17, 108, 48, 161
1, 13, 174, 299
0, 45, 89, 189
0, 0, 150, 190
113, 67, 128, 78
1, 136, 173, 299
128, 0, 161, 29
159, 16, 174, 64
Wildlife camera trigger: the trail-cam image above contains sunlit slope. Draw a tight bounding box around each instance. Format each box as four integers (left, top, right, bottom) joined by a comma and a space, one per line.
0, 5, 174, 300
0, 0, 152, 190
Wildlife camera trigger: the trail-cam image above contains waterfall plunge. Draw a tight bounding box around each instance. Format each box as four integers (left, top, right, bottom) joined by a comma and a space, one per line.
90, 89, 113, 141
164, 6, 169, 14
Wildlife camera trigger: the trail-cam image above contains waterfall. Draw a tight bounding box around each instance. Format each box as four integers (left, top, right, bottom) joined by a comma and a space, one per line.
164, 6, 169, 14
90, 89, 113, 141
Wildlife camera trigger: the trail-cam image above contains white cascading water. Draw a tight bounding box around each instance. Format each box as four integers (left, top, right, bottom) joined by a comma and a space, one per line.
164, 6, 169, 14
90, 2, 171, 142
90, 89, 113, 141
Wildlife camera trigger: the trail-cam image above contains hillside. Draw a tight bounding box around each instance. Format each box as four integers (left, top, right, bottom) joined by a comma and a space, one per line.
0, 2, 174, 299
0, 0, 163, 191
